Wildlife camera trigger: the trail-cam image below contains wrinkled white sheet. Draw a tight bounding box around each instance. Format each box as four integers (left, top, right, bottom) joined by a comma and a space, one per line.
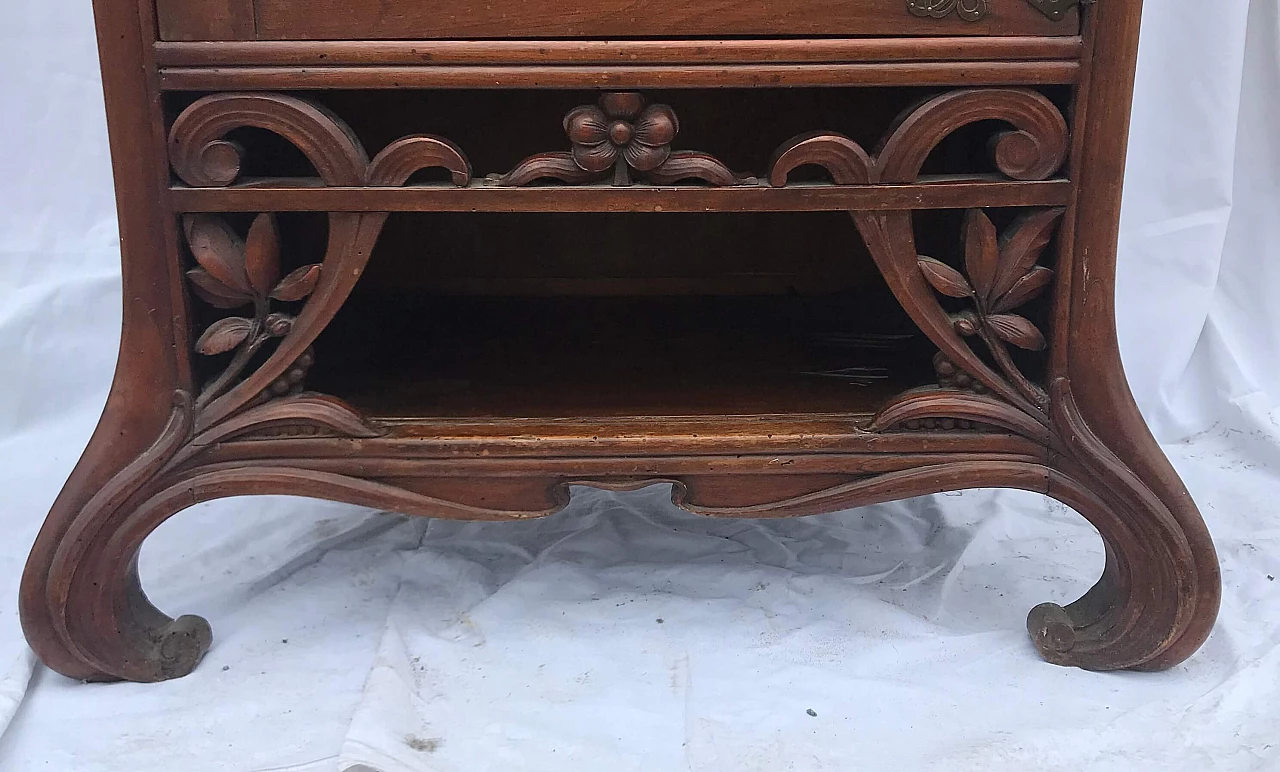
2, 1, 1279, 770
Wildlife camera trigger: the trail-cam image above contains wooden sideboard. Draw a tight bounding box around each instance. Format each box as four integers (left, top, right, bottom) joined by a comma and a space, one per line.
21, 0, 1221, 683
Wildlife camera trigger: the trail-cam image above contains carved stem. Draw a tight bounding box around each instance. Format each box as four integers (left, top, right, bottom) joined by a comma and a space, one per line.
978, 325, 1049, 410
195, 329, 270, 410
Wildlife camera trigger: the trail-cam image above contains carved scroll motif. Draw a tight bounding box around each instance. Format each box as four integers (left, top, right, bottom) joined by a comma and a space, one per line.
168, 93, 476, 434
169, 89, 1065, 193
769, 88, 1070, 187
495, 93, 751, 187
760, 88, 1069, 432
169, 93, 472, 188
906, 0, 990, 22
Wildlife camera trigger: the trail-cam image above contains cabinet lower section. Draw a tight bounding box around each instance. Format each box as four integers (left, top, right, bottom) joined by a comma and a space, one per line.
22, 4, 1222, 685
20, 388, 1219, 682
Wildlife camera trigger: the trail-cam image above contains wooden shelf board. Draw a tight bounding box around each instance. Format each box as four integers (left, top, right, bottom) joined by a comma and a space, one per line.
169, 178, 1072, 213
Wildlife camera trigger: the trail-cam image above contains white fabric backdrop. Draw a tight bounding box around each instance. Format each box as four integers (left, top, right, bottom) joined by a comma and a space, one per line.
1, 2, 1278, 770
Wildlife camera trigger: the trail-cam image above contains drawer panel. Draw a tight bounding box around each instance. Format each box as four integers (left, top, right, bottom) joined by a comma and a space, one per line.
157, 0, 1079, 42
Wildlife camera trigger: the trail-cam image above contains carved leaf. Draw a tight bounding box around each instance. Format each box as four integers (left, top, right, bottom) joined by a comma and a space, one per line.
195, 317, 254, 356
992, 266, 1054, 314
187, 268, 252, 309
495, 152, 607, 187
272, 264, 322, 302
992, 208, 1065, 301
987, 314, 1046, 351
184, 215, 251, 295
244, 213, 282, 298
919, 257, 973, 298
963, 209, 1000, 302
645, 152, 746, 187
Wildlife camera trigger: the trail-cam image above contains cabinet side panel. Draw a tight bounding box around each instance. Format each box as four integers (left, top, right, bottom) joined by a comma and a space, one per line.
157, 0, 256, 41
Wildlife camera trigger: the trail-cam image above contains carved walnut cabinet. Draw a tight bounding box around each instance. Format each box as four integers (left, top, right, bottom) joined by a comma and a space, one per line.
22, 0, 1222, 683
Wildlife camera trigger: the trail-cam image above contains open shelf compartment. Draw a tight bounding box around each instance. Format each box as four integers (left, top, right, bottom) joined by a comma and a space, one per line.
299, 210, 938, 426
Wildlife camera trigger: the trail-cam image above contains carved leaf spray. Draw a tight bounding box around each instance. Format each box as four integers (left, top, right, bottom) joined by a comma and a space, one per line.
184, 213, 322, 409
918, 208, 1063, 409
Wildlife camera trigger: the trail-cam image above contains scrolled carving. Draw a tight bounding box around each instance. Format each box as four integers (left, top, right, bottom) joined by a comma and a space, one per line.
168, 89, 1062, 192
169, 94, 369, 187
769, 132, 874, 187
166, 93, 471, 433
906, 0, 990, 22
169, 93, 472, 188
645, 152, 753, 187
494, 152, 605, 187
878, 89, 1068, 183
495, 92, 749, 187
871, 389, 1053, 443
366, 135, 473, 187
768, 89, 1069, 188
27, 203, 389, 681
30, 387, 381, 682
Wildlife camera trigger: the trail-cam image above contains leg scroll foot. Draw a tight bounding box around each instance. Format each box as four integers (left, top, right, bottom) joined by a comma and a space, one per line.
152, 615, 215, 682
1027, 602, 1080, 662
1023, 391, 1221, 672
21, 394, 215, 683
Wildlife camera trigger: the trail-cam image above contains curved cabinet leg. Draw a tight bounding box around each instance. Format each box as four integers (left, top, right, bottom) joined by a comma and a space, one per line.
21, 393, 213, 682
852, 202, 1220, 671
1027, 385, 1221, 672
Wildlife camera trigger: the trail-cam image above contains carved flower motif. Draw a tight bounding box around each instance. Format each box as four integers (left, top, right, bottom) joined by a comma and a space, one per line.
565, 93, 679, 185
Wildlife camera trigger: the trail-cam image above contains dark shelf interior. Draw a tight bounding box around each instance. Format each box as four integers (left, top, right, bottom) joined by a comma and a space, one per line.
302, 211, 937, 421
309, 294, 933, 420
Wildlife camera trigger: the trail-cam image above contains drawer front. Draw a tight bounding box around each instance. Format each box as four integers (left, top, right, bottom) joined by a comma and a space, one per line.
157, 0, 1079, 42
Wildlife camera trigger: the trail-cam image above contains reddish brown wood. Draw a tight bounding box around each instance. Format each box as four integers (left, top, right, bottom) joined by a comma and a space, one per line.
766, 87, 1069, 186
167, 180, 1074, 213
156, 0, 254, 42
496, 93, 749, 187
154, 37, 1085, 67
157, 61, 1082, 91
20, 0, 1219, 685
238, 0, 1077, 40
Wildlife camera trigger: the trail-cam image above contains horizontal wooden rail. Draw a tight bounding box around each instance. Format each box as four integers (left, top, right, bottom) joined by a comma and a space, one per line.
154, 37, 1084, 67
168, 179, 1073, 213
158, 61, 1080, 91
